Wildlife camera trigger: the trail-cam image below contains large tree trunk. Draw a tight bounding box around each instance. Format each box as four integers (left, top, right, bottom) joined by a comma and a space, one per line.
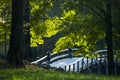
106, 0, 114, 75
7, 0, 24, 67
23, 0, 32, 61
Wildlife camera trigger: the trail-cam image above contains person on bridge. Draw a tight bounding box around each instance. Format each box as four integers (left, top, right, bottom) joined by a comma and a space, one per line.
46, 51, 51, 64
68, 48, 73, 58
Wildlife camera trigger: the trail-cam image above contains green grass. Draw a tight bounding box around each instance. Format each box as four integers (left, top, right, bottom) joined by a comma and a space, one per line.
0, 68, 120, 80
0, 58, 120, 80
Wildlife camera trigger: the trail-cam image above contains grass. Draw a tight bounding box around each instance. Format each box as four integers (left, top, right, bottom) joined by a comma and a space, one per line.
0, 58, 120, 80
0, 68, 120, 80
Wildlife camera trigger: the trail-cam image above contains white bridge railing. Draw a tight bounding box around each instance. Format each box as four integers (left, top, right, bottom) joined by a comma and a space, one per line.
31, 49, 119, 74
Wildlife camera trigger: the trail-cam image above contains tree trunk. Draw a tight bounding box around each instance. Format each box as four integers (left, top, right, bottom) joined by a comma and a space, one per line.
7, 0, 24, 67
23, 0, 32, 61
106, 0, 114, 75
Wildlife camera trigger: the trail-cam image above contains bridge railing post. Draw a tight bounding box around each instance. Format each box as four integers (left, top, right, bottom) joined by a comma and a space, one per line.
69, 65, 71, 72
64, 65, 66, 71
81, 58, 84, 71
77, 61, 79, 72
100, 54, 102, 65
73, 63, 75, 72
91, 58, 93, 66
93, 53, 97, 62
87, 57, 88, 66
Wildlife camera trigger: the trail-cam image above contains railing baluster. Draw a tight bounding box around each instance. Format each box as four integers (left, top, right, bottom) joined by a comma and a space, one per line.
91, 58, 93, 66
81, 58, 84, 71
77, 61, 79, 72
100, 55, 102, 64
73, 64, 75, 72
69, 65, 71, 72
64, 65, 66, 71
87, 57, 88, 66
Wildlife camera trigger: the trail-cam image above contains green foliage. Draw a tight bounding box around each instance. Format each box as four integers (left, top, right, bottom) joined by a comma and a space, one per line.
53, 34, 87, 53
0, 0, 120, 58
29, 0, 108, 55
0, 25, 4, 42
41, 17, 62, 37
0, 0, 11, 46
0, 23, 10, 47
30, 30, 44, 47
30, 16, 63, 46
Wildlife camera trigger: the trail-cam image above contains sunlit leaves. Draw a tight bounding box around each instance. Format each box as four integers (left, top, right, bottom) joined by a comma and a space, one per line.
0, 0, 11, 47
30, 30, 44, 47
30, 16, 63, 47
53, 36, 73, 52
29, 0, 54, 47
0, 25, 4, 43
30, 0, 53, 19
43, 18, 62, 37
62, 10, 76, 20
53, 33, 88, 53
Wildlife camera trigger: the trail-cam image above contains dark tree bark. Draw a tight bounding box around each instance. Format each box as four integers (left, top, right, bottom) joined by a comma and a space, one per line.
23, 0, 32, 61
106, 0, 114, 75
7, 0, 24, 67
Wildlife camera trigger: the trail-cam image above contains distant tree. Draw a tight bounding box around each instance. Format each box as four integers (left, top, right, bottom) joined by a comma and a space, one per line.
105, 0, 114, 75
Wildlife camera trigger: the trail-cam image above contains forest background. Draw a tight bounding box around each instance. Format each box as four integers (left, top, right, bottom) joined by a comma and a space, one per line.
0, 0, 120, 75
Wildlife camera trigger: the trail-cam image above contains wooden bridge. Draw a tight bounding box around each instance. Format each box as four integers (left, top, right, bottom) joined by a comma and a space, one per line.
31, 49, 120, 75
